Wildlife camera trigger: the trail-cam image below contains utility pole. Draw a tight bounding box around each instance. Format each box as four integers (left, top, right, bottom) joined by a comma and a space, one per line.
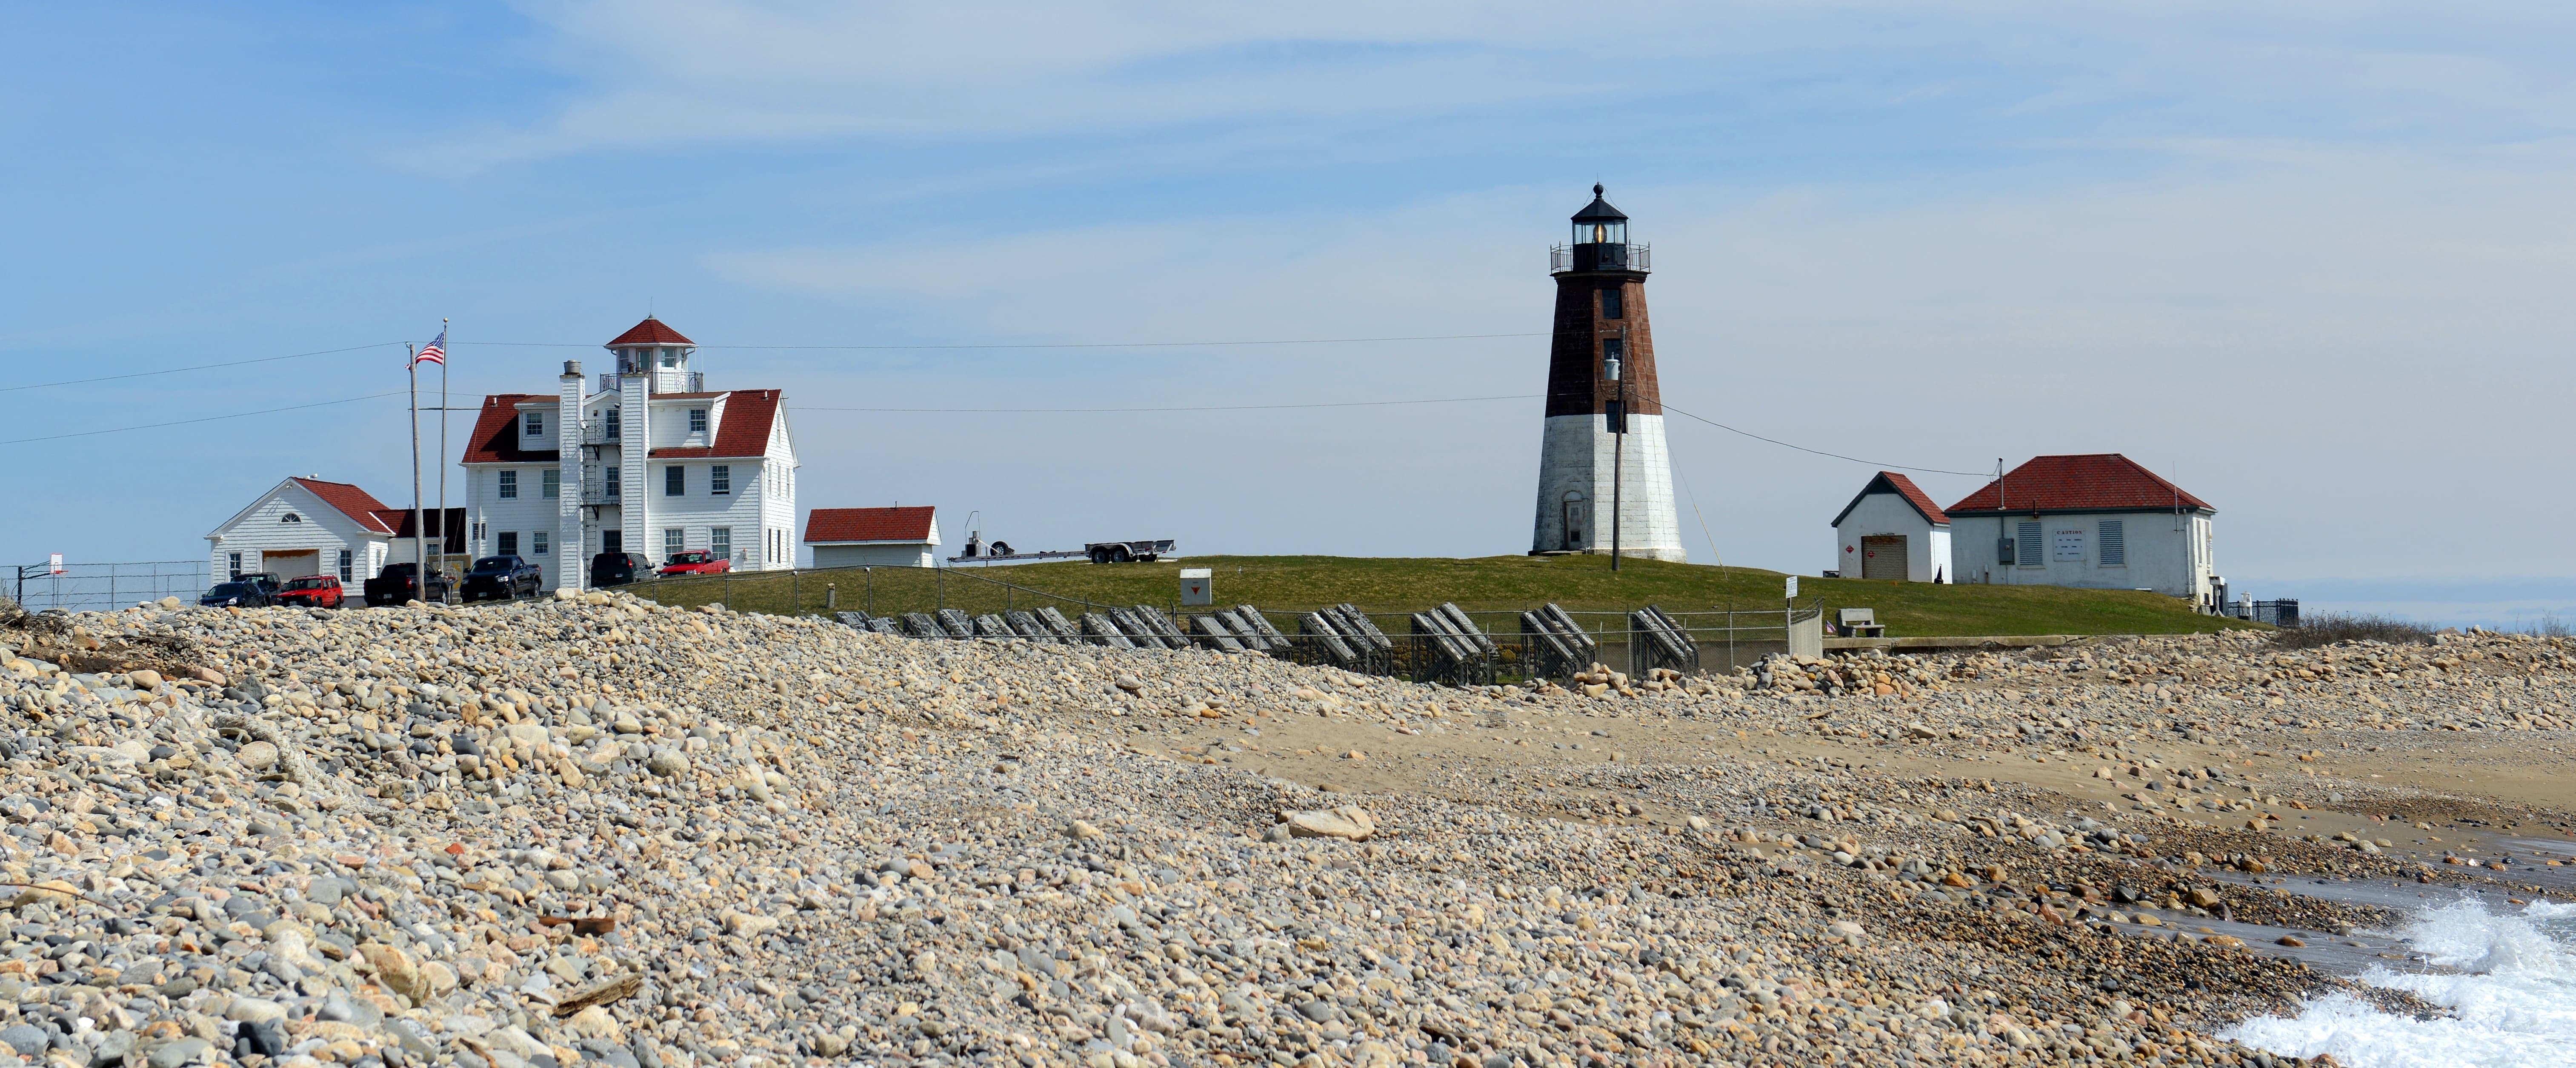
1609, 326, 1627, 573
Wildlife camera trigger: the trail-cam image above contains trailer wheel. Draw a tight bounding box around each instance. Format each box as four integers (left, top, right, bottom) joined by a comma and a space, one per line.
1089, 547, 1112, 564
1110, 546, 1134, 563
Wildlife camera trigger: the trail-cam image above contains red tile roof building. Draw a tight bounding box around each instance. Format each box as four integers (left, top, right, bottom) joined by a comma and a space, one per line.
457, 318, 800, 589
206, 478, 457, 587
1936, 454, 2220, 606
804, 506, 941, 569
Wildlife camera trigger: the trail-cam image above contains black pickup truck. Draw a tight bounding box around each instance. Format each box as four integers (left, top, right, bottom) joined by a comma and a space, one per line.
460, 555, 543, 601
362, 562, 452, 606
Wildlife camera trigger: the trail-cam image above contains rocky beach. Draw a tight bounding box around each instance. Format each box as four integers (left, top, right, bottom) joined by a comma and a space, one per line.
1, 591, 2570, 1068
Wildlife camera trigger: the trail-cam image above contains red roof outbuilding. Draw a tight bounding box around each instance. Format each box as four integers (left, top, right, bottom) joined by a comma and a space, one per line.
1945, 454, 2213, 515
606, 317, 694, 347
1830, 471, 1950, 529
805, 507, 938, 544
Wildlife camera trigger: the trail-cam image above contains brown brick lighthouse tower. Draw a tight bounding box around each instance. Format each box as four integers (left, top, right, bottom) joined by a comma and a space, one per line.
1530, 186, 1685, 561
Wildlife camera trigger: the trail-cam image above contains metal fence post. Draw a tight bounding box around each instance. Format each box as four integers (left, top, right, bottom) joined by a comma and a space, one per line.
792, 570, 800, 615
865, 567, 873, 615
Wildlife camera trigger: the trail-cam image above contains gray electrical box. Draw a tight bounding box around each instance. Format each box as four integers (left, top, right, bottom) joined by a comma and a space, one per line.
1179, 568, 1212, 606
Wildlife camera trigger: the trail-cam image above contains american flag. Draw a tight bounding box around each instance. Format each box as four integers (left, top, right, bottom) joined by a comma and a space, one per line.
414, 327, 446, 366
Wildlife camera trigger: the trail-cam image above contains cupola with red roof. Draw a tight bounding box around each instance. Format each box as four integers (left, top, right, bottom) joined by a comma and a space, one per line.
605, 316, 700, 394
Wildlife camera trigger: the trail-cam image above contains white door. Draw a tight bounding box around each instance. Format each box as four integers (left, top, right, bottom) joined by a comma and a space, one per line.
265, 550, 320, 578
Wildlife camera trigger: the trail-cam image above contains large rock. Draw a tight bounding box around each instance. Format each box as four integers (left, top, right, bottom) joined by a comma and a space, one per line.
359, 942, 432, 1002
1280, 805, 1378, 841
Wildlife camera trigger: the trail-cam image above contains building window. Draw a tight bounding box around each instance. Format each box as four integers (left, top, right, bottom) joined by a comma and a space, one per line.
665, 528, 685, 555
606, 465, 621, 499
603, 530, 623, 555
2098, 521, 2126, 567
2016, 521, 2044, 567
606, 408, 621, 441
228, 552, 242, 578
532, 531, 549, 555
498, 470, 518, 499
665, 466, 685, 496
542, 469, 560, 499
711, 465, 730, 495
660, 348, 678, 368
337, 550, 352, 581
279, 511, 301, 524
498, 531, 518, 556
1601, 286, 1622, 320
711, 527, 732, 562
524, 411, 543, 438
689, 408, 707, 434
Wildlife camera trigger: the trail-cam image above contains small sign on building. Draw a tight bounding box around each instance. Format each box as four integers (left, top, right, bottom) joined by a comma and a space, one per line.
1179, 568, 1212, 606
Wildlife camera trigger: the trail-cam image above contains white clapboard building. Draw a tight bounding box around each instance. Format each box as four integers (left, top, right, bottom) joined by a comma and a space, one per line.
1943, 454, 2218, 606
203, 477, 462, 584
803, 506, 941, 568
1829, 471, 1952, 582
460, 317, 799, 591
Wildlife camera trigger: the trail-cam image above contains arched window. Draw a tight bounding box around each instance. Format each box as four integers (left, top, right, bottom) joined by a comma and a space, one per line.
280, 512, 302, 524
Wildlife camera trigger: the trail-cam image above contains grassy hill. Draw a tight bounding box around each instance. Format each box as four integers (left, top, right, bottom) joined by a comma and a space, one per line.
636, 553, 2257, 639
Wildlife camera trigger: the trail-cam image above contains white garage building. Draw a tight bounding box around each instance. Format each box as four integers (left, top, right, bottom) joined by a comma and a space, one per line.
1944, 453, 2219, 607
803, 507, 941, 568
204, 477, 397, 585
1829, 471, 1952, 582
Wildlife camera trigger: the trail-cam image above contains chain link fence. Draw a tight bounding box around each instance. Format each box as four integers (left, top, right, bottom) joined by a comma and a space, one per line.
7, 560, 209, 613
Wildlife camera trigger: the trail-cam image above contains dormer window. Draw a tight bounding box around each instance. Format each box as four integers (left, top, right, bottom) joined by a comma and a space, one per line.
524, 411, 544, 438
689, 409, 707, 434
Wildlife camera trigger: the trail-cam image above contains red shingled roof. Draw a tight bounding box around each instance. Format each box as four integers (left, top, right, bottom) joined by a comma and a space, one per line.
290, 478, 397, 534
1945, 454, 2212, 515
460, 394, 553, 464
648, 389, 780, 459
1831, 471, 1949, 529
805, 507, 938, 544
606, 317, 693, 347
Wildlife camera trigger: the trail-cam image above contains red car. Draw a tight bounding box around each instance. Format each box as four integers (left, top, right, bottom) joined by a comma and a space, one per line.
658, 550, 732, 577
274, 575, 345, 609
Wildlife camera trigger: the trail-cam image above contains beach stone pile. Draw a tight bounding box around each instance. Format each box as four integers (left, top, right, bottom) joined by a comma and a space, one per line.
0, 592, 2521, 1068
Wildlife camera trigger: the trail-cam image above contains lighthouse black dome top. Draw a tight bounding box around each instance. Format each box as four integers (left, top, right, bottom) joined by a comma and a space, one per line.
1571, 184, 1627, 223
1569, 184, 1630, 249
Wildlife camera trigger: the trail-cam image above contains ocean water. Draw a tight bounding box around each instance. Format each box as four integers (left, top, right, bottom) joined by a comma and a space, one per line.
2223, 898, 2576, 1067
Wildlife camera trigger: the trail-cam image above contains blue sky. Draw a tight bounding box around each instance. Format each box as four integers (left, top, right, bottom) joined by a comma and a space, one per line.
5, 2, 2573, 625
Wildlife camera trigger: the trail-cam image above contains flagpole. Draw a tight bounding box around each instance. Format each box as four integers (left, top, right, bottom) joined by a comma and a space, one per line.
437, 318, 449, 600
409, 345, 424, 599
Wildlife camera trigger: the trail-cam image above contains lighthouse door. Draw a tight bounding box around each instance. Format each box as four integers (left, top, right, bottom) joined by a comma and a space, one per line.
1562, 494, 1585, 550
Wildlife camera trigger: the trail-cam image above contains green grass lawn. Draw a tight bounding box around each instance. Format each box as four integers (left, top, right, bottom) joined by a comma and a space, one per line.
631, 554, 2259, 639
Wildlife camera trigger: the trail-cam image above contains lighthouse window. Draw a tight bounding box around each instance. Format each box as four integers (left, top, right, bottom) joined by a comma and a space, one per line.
1601, 287, 1622, 320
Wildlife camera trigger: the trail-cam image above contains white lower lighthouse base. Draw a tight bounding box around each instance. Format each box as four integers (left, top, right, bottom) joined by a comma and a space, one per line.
1530, 413, 1687, 561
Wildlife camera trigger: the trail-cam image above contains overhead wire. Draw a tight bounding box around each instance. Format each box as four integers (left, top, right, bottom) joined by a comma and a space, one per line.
0, 391, 409, 446
1658, 400, 1990, 478
0, 343, 404, 394
457, 332, 1547, 351
790, 394, 1535, 414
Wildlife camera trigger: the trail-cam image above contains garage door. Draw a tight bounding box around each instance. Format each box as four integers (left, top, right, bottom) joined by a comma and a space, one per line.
1860, 536, 1907, 581
264, 550, 320, 578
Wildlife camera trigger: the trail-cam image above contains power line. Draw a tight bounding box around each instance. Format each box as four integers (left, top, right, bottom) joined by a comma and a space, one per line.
790, 394, 1536, 414
1658, 400, 1989, 478
457, 331, 1546, 351
0, 391, 408, 446
0, 343, 404, 394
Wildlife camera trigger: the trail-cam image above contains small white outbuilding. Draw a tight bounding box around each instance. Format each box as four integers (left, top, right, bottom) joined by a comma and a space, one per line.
1830, 471, 1952, 583
204, 477, 398, 585
803, 506, 941, 568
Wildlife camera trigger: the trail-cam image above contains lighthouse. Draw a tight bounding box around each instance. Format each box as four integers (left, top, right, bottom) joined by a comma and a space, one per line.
1530, 186, 1687, 562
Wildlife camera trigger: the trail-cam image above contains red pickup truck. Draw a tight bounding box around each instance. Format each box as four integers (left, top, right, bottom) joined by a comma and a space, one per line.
658, 550, 732, 577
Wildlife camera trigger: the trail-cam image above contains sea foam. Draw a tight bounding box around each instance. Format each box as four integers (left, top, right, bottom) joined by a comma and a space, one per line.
2223, 897, 2576, 1067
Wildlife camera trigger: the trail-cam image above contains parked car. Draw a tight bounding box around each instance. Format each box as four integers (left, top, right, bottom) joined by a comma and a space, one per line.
273, 575, 345, 609
233, 572, 285, 598
198, 581, 274, 608
362, 562, 452, 606
657, 550, 732, 578
589, 552, 657, 587
461, 555, 543, 601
